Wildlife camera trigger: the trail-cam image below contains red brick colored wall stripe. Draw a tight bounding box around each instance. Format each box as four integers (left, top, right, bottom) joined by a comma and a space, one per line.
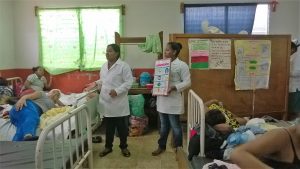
0, 68, 154, 93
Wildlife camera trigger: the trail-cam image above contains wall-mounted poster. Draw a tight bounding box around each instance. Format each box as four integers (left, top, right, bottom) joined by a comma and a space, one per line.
209, 39, 231, 69
188, 39, 231, 69
152, 58, 171, 96
234, 40, 271, 90
188, 39, 209, 69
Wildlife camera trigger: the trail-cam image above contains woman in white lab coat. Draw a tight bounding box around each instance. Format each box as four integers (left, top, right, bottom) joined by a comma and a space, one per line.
87, 44, 133, 157
152, 42, 191, 156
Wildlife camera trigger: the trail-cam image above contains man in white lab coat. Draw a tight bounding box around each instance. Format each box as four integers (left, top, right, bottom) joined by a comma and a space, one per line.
87, 44, 133, 157
152, 42, 191, 156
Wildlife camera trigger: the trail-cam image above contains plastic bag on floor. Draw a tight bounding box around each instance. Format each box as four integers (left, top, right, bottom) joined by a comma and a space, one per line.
128, 94, 145, 117
129, 116, 148, 137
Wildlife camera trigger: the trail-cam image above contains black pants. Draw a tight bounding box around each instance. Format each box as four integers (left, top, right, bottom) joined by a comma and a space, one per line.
104, 116, 128, 149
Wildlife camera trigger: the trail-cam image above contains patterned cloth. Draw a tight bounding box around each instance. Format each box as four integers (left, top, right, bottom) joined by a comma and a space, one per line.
208, 103, 240, 129
0, 86, 13, 97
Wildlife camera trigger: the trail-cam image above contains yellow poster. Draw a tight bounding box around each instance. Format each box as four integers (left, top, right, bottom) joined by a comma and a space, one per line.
234, 40, 271, 90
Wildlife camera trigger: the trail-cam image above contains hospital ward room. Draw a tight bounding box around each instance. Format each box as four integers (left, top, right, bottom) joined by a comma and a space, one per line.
1, 0, 300, 169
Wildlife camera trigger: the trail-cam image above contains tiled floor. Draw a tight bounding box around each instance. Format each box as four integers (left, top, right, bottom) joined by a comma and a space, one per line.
92, 130, 180, 169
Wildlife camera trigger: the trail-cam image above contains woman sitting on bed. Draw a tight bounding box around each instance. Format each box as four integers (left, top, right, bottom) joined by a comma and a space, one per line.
230, 119, 300, 169
9, 89, 64, 141
23, 66, 52, 92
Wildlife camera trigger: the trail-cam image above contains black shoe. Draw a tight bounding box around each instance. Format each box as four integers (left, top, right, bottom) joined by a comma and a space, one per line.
121, 148, 131, 157
151, 147, 165, 156
99, 148, 112, 157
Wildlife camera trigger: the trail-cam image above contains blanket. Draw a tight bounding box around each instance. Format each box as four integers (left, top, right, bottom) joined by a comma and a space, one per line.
39, 106, 72, 129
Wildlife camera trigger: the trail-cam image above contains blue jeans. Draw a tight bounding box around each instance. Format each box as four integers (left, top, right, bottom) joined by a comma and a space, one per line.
9, 100, 42, 141
157, 113, 182, 149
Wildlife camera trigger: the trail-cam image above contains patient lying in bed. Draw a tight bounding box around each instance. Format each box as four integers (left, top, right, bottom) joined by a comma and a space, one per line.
230, 119, 300, 169
9, 89, 64, 141
188, 100, 263, 160
0, 77, 14, 97
205, 99, 249, 133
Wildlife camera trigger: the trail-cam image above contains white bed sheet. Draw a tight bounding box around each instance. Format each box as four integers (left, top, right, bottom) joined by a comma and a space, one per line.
0, 110, 77, 141
0, 118, 16, 141
59, 92, 89, 106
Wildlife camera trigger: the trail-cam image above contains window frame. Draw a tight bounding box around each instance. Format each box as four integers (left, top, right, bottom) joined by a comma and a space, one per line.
37, 6, 124, 74
183, 3, 259, 34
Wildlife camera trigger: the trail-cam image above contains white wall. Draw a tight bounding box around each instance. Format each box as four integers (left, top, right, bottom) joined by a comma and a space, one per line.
269, 0, 299, 39
0, 1, 16, 69
122, 1, 181, 68
13, 1, 40, 69
1, 0, 300, 69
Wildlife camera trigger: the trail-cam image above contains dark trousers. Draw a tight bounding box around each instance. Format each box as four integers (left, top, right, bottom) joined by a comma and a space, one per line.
104, 116, 129, 149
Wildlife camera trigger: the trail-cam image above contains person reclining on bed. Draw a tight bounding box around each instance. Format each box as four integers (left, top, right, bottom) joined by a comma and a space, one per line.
9, 89, 64, 141
0, 77, 22, 106
0, 77, 14, 97
230, 118, 300, 169
205, 99, 249, 134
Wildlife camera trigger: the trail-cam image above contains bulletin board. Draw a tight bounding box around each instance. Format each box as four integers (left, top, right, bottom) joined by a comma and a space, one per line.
169, 34, 291, 119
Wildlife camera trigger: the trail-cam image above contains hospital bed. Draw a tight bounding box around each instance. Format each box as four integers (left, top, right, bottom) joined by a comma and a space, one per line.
0, 77, 99, 168
0, 76, 102, 141
177, 89, 295, 169
0, 103, 93, 169
6, 76, 23, 87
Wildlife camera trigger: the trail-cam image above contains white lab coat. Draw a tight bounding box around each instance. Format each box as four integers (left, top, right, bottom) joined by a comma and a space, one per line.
156, 58, 191, 114
96, 59, 133, 117
289, 52, 300, 92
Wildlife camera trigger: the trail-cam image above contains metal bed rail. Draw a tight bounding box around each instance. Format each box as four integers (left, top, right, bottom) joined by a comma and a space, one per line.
187, 89, 206, 157
35, 104, 93, 169
6, 77, 23, 86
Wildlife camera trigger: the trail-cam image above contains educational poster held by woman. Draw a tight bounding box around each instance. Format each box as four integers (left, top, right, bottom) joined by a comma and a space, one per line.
152, 58, 171, 96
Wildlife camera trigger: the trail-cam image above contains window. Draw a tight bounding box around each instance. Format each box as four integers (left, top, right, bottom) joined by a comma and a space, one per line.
252, 4, 269, 35
184, 3, 269, 35
37, 7, 123, 75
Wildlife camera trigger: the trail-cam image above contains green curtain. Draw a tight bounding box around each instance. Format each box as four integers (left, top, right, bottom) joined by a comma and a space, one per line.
37, 7, 123, 75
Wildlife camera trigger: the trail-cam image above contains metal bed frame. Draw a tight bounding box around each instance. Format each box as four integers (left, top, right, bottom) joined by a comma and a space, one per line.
3, 77, 94, 169
36, 104, 93, 169
176, 90, 206, 169
6, 77, 23, 87
182, 90, 296, 169
187, 89, 206, 157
